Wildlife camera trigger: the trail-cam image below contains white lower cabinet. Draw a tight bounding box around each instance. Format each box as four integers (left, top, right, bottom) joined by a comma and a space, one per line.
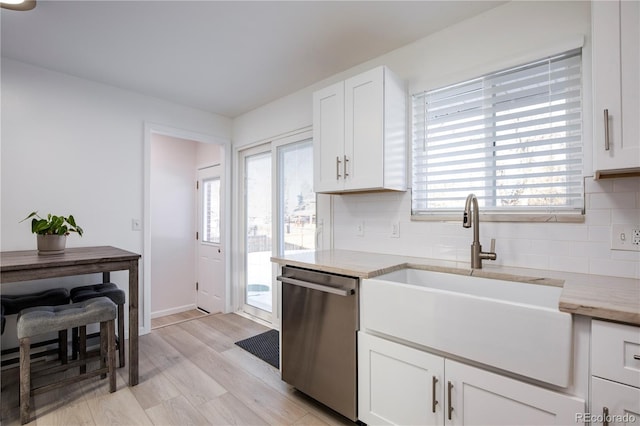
358, 332, 443, 425
590, 320, 640, 425
358, 332, 585, 425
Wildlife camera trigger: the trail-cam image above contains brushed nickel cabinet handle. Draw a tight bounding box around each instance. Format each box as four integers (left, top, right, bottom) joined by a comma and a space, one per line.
603, 406, 609, 426
336, 156, 342, 179
447, 381, 454, 420
343, 155, 349, 178
604, 109, 610, 151
432, 376, 439, 413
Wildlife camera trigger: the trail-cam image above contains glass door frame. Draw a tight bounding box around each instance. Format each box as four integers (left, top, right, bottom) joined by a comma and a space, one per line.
238, 142, 274, 323
236, 129, 314, 326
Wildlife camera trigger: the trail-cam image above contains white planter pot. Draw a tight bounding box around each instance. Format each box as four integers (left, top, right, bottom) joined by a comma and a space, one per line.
36, 234, 67, 255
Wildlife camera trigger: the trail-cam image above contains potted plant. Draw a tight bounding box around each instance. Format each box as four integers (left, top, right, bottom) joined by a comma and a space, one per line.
21, 212, 83, 255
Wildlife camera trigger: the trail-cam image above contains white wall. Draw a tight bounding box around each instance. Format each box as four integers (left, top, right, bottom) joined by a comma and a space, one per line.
233, 1, 640, 280
1, 59, 231, 335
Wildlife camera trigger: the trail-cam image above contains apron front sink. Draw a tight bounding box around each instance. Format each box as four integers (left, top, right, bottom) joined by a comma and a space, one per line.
361, 268, 572, 387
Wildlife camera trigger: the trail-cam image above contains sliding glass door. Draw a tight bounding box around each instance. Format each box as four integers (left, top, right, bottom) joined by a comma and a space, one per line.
239, 134, 315, 324
278, 140, 315, 256
243, 148, 273, 320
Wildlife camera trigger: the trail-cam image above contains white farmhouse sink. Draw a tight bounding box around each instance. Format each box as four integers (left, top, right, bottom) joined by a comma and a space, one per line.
361, 268, 573, 387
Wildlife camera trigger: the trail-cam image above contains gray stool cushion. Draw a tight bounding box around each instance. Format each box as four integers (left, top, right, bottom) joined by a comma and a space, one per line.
70, 283, 125, 305
1, 288, 70, 315
17, 297, 116, 339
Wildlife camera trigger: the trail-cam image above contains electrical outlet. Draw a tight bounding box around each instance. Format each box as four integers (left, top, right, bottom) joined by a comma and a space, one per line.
611, 224, 640, 251
391, 221, 400, 238
356, 220, 365, 237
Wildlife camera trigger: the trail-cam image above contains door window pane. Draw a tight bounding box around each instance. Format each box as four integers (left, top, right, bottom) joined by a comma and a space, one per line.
278, 140, 315, 256
202, 177, 220, 244
245, 151, 272, 313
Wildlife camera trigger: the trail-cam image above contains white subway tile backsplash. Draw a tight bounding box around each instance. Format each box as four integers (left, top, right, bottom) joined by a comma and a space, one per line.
549, 256, 589, 274
589, 191, 637, 210
610, 209, 640, 224
584, 208, 611, 226
612, 177, 640, 193
589, 258, 639, 279
588, 226, 611, 242
332, 177, 640, 279
585, 241, 612, 259
584, 178, 613, 194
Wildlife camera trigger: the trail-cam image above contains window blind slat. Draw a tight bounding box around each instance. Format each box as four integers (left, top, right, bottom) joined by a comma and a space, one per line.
411, 49, 584, 215
420, 90, 582, 129
426, 73, 581, 119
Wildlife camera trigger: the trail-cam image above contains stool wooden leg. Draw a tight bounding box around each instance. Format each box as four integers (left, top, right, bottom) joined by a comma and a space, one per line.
58, 329, 68, 364
117, 303, 125, 368
19, 337, 31, 425
71, 326, 79, 360
107, 319, 116, 392
100, 322, 107, 380
79, 325, 87, 374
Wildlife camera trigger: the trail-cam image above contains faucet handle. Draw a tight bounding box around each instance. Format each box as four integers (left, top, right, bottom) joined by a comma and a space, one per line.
489, 238, 496, 253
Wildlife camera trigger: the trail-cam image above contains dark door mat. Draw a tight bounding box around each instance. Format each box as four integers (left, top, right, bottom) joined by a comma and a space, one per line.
235, 329, 279, 369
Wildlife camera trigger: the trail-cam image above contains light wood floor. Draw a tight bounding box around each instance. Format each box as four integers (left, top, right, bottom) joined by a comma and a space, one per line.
1, 313, 354, 426
150, 309, 209, 329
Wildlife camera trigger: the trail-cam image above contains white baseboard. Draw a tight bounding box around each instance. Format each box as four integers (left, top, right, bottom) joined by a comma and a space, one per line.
151, 304, 197, 319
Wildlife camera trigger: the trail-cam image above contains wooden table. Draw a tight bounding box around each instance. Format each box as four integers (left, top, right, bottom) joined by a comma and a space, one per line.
1, 246, 141, 386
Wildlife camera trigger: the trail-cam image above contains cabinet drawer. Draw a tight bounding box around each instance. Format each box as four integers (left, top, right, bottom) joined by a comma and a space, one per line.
592, 320, 640, 388
591, 377, 640, 426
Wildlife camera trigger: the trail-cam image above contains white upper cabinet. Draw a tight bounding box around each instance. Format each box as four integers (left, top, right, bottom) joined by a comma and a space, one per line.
313, 66, 406, 193
592, 0, 640, 178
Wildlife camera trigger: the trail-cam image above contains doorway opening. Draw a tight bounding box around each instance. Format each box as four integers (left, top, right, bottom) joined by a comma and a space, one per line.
144, 123, 230, 335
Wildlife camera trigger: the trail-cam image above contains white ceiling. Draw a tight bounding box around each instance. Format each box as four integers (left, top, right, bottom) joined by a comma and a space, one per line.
1, 1, 505, 118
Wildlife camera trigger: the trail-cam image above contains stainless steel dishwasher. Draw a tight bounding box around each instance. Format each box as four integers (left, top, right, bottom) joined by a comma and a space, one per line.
277, 265, 359, 422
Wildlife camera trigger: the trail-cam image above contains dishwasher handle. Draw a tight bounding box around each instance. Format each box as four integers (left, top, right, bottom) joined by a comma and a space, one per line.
277, 275, 355, 297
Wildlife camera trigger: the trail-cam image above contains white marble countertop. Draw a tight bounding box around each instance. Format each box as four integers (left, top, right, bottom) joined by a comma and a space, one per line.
271, 249, 640, 326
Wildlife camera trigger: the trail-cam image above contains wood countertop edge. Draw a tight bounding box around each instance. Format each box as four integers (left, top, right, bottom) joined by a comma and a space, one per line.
559, 301, 640, 326
272, 251, 640, 327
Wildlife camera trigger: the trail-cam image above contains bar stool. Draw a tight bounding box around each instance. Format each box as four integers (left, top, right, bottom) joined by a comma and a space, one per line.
70, 283, 126, 368
1, 288, 71, 363
17, 297, 117, 425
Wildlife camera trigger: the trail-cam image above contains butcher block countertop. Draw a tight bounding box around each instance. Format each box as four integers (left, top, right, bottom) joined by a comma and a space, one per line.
271, 249, 640, 326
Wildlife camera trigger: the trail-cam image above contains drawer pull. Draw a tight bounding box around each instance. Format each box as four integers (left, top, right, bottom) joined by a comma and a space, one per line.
432, 376, 438, 413
604, 109, 610, 151
603, 406, 609, 426
343, 155, 349, 178
634, 355, 640, 361
447, 381, 454, 420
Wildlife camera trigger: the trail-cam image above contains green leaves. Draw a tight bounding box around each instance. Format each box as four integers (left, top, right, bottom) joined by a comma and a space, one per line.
20, 211, 83, 236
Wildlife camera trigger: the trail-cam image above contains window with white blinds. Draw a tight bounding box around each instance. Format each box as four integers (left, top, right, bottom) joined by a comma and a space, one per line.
412, 49, 584, 217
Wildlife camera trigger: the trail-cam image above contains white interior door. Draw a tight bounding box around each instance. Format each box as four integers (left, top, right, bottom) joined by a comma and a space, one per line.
197, 165, 224, 314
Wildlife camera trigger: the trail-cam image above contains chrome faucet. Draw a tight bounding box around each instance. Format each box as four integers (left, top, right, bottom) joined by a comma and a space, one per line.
463, 193, 497, 269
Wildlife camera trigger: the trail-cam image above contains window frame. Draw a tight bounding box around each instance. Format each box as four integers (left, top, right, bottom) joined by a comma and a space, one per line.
410, 49, 586, 223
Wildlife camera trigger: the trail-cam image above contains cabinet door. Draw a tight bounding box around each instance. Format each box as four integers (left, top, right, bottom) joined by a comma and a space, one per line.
445, 360, 584, 425
591, 377, 640, 426
344, 67, 384, 191
592, 0, 640, 174
358, 332, 444, 426
313, 81, 344, 192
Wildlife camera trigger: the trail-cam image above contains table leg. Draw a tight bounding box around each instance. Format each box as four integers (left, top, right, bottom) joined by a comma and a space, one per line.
128, 260, 139, 386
